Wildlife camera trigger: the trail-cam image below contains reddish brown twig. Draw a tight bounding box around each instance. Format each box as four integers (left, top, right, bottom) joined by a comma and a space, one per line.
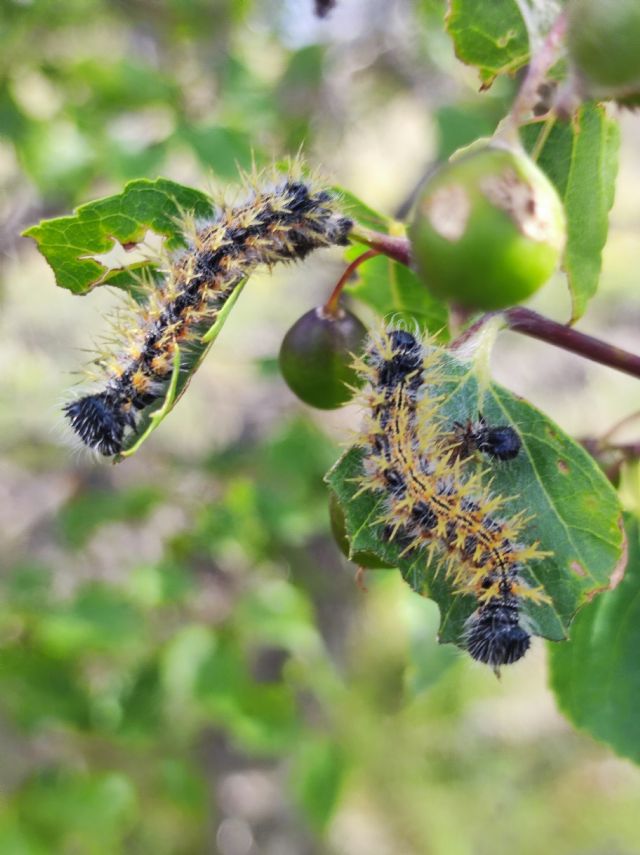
350, 227, 640, 382
324, 249, 379, 317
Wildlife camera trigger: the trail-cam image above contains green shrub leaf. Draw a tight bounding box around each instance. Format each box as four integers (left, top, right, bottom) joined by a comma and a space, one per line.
522, 105, 620, 321
445, 0, 530, 86
345, 251, 450, 339
549, 514, 640, 763
23, 177, 214, 295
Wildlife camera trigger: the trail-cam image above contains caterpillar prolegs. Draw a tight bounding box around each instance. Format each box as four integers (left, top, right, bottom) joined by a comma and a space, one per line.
355, 328, 548, 669
64, 177, 353, 456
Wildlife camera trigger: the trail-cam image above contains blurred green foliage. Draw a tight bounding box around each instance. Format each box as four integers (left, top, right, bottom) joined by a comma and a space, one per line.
5, 0, 640, 853
5, 416, 640, 854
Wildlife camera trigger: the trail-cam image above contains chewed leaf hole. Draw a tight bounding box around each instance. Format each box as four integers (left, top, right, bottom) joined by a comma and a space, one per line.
85, 230, 165, 272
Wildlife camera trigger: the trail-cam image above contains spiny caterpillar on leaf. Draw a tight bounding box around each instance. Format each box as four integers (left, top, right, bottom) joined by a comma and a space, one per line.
64, 174, 353, 456
354, 328, 549, 669
451, 414, 522, 462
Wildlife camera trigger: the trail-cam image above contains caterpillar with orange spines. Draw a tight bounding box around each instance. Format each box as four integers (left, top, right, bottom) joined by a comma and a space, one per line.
451, 414, 522, 462
64, 173, 353, 456
354, 327, 549, 669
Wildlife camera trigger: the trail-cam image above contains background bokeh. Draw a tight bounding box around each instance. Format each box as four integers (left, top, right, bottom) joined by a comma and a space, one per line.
2, 1, 640, 852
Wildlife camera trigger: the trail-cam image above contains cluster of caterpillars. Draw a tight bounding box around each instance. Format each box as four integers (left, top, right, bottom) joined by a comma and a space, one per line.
65, 178, 353, 456
355, 328, 549, 670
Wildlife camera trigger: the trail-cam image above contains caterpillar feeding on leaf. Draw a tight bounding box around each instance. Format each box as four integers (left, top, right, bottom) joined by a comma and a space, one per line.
64, 173, 353, 456
451, 414, 522, 462
354, 328, 549, 670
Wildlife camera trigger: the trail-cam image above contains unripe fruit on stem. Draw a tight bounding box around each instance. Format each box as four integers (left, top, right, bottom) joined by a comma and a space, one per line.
329, 491, 393, 569
567, 0, 640, 98
409, 142, 566, 310
279, 306, 367, 409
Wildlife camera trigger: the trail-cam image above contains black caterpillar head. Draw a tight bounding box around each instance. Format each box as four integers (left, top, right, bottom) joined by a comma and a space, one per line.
389, 329, 420, 359
464, 596, 530, 668
279, 182, 353, 246
455, 415, 521, 462
475, 424, 521, 461
64, 392, 134, 456
374, 329, 423, 388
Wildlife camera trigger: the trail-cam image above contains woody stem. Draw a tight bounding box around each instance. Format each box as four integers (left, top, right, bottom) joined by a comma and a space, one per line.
351, 226, 640, 382
324, 249, 380, 316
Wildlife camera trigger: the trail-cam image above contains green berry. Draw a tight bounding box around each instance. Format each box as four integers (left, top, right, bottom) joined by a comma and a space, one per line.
279, 306, 366, 409
409, 142, 566, 310
329, 492, 393, 569
568, 0, 640, 98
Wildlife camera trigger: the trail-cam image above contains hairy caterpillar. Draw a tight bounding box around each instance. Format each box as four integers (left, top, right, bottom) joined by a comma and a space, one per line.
452, 414, 522, 462
64, 176, 352, 456
354, 328, 548, 669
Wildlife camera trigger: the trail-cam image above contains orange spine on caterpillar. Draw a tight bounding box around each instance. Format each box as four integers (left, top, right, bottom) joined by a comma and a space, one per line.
353, 327, 549, 669
64, 172, 353, 456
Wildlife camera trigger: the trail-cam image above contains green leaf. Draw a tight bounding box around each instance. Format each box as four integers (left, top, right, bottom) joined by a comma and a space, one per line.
337, 187, 449, 336
522, 105, 620, 321
435, 102, 504, 161
344, 251, 450, 339
0, 647, 90, 731
549, 513, 640, 764
325, 344, 623, 651
445, 0, 530, 86
22, 177, 214, 295
193, 635, 299, 753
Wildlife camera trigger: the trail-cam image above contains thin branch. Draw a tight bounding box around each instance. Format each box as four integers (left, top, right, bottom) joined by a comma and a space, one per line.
614, 442, 640, 458
324, 249, 379, 316
505, 10, 568, 132
505, 307, 640, 379
350, 226, 640, 382
452, 307, 640, 381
